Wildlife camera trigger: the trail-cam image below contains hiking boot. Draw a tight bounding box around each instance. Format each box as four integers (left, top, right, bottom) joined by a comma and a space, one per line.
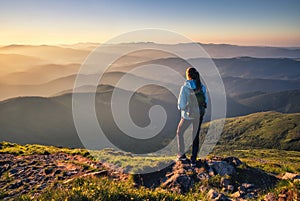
177, 154, 187, 161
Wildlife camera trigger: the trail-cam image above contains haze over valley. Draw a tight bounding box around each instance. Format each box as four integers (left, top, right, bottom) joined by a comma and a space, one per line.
0, 42, 299, 148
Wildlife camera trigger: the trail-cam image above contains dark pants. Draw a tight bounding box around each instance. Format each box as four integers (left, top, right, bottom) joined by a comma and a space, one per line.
176, 116, 203, 162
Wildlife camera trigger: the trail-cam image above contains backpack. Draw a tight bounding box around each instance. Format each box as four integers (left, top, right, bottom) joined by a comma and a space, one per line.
187, 86, 206, 118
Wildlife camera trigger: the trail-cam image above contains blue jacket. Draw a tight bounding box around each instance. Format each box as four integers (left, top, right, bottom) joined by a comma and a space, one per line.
178, 80, 207, 119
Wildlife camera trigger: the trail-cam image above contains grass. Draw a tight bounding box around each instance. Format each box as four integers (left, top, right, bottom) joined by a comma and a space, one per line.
0, 141, 91, 158
202, 111, 300, 151
15, 175, 231, 201
1, 141, 299, 200
16, 176, 187, 201
211, 147, 300, 175
1, 141, 299, 175
90, 148, 175, 174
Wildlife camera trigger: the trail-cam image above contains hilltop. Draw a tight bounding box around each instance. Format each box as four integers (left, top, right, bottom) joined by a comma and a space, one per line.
206, 111, 300, 151
0, 142, 299, 200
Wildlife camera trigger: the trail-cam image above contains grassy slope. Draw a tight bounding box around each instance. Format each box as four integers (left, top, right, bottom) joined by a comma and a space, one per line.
208, 111, 300, 151
0, 141, 89, 157
1, 142, 299, 200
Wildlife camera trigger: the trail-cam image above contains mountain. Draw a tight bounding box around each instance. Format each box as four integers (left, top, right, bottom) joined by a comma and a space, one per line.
1, 82, 299, 152
200, 43, 300, 58
233, 90, 300, 113
0, 45, 90, 64
0, 71, 178, 100
0, 85, 179, 150
0, 53, 45, 75
0, 96, 82, 148
0, 63, 80, 85
222, 76, 300, 95
188, 57, 300, 80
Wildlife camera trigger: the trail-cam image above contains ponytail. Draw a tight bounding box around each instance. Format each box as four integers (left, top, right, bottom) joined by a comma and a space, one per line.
186, 67, 202, 90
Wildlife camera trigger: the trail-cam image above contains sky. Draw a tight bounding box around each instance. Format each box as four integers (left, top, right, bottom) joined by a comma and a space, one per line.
0, 0, 299, 46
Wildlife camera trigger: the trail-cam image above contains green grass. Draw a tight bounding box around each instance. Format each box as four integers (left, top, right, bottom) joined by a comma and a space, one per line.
2, 141, 299, 175
90, 148, 175, 174
16, 176, 200, 201
15, 175, 232, 201
202, 111, 300, 151
0, 141, 91, 158
1, 141, 299, 200
211, 147, 300, 175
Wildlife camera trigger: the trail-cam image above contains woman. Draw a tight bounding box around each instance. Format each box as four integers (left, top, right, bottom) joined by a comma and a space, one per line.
177, 67, 207, 167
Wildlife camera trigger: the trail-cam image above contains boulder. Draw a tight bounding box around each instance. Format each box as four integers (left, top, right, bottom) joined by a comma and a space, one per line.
282, 172, 300, 180
162, 173, 193, 194
207, 189, 219, 199
223, 157, 242, 167
211, 161, 236, 176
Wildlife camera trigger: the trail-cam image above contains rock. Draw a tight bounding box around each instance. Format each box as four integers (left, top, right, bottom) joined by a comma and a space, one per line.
213, 193, 230, 201
282, 172, 300, 180
220, 177, 231, 187
197, 172, 209, 181
223, 157, 242, 167
212, 161, 236, 176
231, 191, 241, 198
244, 192, 256, 199
9, 168, 18, 174
176, 174, 192, 193
278, 188, 294, 201
44, 167, 53, 175
162, 173, 192, 194
242, 183, 255, 189
208, 167, 215, 176
37, 183, 47, 190
66, 170, 78, 176
0, 163, 10, 174
208, 189, 219, 199
238, 185, 246, 196
227, 185, 234, 192
166, 172, 174, 178
8, 180, 23, 189
264, 192, 276, 201
87, 170, 107, 177
54, 169, 62, 175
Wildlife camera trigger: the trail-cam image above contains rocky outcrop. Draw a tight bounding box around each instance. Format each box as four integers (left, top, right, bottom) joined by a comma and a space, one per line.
0, 152, 296, 201
159, 156, 278, 200
0, 153, 126, 200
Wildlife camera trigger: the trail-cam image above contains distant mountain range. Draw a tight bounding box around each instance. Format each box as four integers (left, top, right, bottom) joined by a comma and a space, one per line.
0, 43, 299, 149
0, 56, 299, 100
234, 90, 300, 113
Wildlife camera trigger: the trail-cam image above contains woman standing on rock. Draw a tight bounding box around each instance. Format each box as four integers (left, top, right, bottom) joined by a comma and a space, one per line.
176, 67, 207, 167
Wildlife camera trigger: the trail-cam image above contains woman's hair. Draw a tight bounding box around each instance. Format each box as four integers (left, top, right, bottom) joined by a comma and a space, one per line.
186, 67, 201, 90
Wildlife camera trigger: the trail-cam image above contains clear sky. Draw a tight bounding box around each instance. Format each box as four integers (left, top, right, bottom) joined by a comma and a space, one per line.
0, 0, 299, 46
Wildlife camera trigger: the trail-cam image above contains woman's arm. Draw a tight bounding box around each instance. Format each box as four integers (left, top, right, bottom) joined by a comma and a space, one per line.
178, 86, 187, 110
